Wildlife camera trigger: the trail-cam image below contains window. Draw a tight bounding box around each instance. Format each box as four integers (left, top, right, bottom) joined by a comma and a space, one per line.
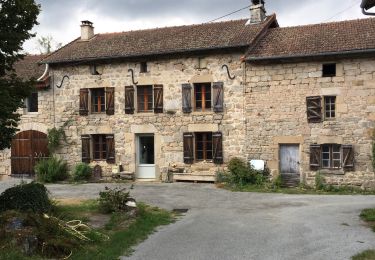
183, 132, 223, 164
140, 62, 148, 73
322, 144, 341, 169
81, 134, 115, 163
310, 144, 354, 171
322, 63, 336, 77
79, 87, 114, 116
195, 132, 213, 161
91, 88, 105, 113
182, 82, 223, 113
92, 135, 107, 160
137, 86, 153, 112
132, 85, 163, 113
324, 96, 336, 119
194, 83, 211, 112
26, 92, 38, 112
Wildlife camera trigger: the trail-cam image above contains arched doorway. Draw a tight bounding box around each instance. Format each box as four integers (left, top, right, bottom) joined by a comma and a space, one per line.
11, 130, 49, 176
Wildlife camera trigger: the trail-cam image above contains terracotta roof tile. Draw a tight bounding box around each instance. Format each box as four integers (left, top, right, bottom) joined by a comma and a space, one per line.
42, 16, 276, 64
247, 17, 375, 61
13, 54, 46, 80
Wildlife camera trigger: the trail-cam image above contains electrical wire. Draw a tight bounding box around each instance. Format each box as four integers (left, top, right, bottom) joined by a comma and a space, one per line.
322, 1, 359, 22
208, 5, 251, 23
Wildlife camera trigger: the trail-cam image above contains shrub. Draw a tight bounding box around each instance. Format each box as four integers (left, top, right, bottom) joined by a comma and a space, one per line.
0, 182, 52, 213
226, 158, 270, 186
215, 169, 229, 183
315, 172, 325, 190
98, 187, 133, 214
73, 163, 92, 181
272, 175, 282, 189
35, 157, 69, 183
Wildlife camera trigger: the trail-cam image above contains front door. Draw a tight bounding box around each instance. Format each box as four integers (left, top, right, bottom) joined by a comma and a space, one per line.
11, 130, 49, 175
280, 145, 300, 175
137, 135, 155, 179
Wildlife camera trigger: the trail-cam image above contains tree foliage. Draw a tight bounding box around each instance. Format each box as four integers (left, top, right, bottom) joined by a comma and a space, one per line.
0, 0, 40, 149
37, 35, 62, 54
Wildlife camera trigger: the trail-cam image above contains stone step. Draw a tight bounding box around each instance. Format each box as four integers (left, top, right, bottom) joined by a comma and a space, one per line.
281, 174, 300, 188
173, 173, 215, 182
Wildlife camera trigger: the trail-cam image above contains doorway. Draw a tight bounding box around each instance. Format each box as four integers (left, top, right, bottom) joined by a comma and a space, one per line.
136, 134, 155, 179
279, 144, 300, 186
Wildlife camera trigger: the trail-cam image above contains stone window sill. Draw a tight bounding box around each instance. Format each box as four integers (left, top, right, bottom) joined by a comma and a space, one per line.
319, 169, 345, 175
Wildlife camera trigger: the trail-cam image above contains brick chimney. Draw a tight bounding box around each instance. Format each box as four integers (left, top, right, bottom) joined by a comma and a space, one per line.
80, 20, 94, 41
250, 0, 266, 24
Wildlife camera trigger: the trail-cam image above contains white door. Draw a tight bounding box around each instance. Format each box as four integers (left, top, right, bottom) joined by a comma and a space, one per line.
280, 145, 300, 175
137, 135, 155, 179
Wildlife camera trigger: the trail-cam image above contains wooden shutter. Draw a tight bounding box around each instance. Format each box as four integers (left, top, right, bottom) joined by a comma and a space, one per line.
153, 85, 163, 113
105, 87, 115, 115
342, 145, 354, 171
79, 88, 89, 116
81, 135, 91, 163
306, 96, 322, 123
183, 132, 194, 164
106, 135, 115, 164
182, 83, 192, 113
213, 132, 223, 164
309, 144, 321, 170
212, 82, 224, 113
125, 86, 135, 114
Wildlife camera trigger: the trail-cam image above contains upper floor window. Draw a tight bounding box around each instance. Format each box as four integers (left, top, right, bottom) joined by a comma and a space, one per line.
125, 85, 163, 114
324, 96, 336, 119
182, 82, 223, 113
137, 85, 153, 112
140, 62, 148, 73
306, 95, 337, 123
79, 87, 114, 116
91, 88, 105, 113
26, 92, 38, 113
322, 63, 336, 77
194, 83, 211, 112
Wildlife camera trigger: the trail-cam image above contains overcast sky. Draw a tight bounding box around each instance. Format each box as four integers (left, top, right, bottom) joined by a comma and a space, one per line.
24, 0, 367, 54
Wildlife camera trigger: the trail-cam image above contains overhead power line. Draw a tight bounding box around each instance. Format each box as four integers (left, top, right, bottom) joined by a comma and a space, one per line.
208, 5, 251, 23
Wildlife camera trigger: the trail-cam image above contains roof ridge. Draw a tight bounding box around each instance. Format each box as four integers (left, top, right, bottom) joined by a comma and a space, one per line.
273, 16, 375, 30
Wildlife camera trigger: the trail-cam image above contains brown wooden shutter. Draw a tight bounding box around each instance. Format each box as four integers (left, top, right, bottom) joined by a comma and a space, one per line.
106, 134, 115, 164
212, 82, 224, 113
182, 83, 192, 113
105, 87, 115, 115
183, 132, 194, 164
309, 144, 321, 170
79, 88, 89, 116
153, 85, 163, 113
306, 96, 322, 123
213, 132, 223, 164
125, 86, 135, 114
81, 135, 91, 163
342, 145, 354, 171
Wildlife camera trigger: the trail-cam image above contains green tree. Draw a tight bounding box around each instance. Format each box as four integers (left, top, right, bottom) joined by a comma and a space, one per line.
37, 35, 62, 54
0, 0, 40, 149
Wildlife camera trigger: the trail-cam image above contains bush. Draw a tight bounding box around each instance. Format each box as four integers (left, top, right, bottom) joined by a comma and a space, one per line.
73, 163, 92, 181
315, 172, 325, 190
226, 157, 269, 186
34, 157, 69, 183
0, 182, 52, 213
98, 187, 133, 214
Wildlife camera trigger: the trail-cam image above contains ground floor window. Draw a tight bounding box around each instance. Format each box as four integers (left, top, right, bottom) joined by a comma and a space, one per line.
183, 131, 223, 164
310, 143, 354, 171
81, 134, 115, 164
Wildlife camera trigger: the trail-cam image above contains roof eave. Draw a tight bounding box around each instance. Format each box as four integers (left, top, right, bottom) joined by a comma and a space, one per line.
246, 49, 375, 63
41, 45, 250, 65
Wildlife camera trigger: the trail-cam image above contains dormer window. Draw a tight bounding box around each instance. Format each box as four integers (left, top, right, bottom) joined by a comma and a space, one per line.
140, 62, 148, 73
322, 63, 336, 77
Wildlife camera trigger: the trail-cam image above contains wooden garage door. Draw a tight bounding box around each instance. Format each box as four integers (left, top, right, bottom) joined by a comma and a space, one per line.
11, 130, 49, 175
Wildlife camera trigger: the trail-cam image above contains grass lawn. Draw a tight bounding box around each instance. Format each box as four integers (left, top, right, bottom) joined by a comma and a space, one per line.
220, 183, 375, 195
352, 209, 375, 260
0, 200, 175, 260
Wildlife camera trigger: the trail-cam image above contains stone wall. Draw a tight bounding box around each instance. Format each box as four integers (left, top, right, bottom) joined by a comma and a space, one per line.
0, 88, 54, 176
245, 58, 375, 186
25, 53, 246, 179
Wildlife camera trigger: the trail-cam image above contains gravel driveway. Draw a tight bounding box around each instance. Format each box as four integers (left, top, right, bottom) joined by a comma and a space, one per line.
1, 179, 375, 260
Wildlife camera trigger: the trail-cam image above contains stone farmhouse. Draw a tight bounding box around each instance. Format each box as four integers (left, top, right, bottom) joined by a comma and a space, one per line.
0, 0, 374, 186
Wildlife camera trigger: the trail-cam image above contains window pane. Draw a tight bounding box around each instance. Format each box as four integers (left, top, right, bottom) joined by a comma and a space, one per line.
91, 88, 105, 113
322, 159, 330, 168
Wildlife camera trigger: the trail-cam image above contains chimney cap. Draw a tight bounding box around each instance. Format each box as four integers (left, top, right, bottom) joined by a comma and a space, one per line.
252, 0, 265, 5
81, 20, 93, 26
